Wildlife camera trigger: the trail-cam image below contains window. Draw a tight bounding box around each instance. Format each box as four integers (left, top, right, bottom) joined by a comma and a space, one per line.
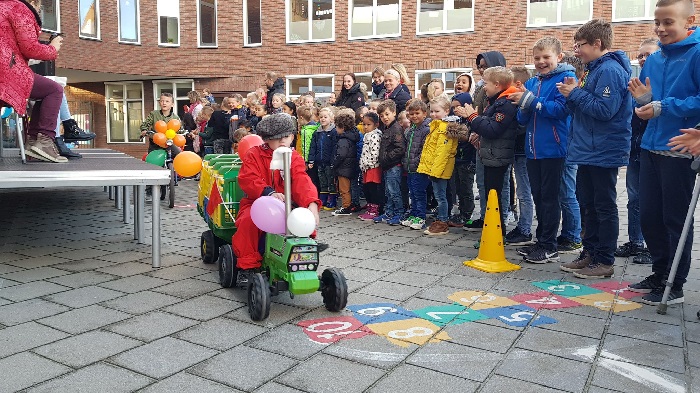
153, 80, 195, 118
354, 72, 373, 99
349, 0, 401, 39
415, 68, 473, 95
40, 0, 60, 32
105, 83, 143, 143
286, 75, 334, 105
198, 0, 217, 47
158, 0, 179, 45
79, 0, 99, 39
613, 0, 653, 21
287, 0, 334, 43
118, 0, 139, 43
417, 0, 473, 34
243, 0, 262, 46
527, 0, 592, 27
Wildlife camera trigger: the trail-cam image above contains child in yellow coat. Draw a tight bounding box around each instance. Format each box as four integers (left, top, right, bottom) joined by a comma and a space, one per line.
417, 97, 468, 235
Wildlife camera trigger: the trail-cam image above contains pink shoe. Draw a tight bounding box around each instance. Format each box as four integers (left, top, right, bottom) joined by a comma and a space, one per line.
358, 204, 378, 221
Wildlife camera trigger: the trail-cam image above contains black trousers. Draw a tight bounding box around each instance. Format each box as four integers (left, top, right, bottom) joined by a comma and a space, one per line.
527, 158, 564, 251
576, 165, 619, 266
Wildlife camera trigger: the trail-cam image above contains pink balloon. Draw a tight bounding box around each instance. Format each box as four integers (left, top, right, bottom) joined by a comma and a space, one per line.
250, 196, 286, 235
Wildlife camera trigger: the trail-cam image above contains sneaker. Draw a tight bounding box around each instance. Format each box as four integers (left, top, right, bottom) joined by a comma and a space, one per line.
373, 213, 389, 224
517, 243, 539, 257
401, 215, 416, 227
236, 269, 255, 287
358, 210, 377, 221
26, 133, 68, 163
348, 203, 365, 213
557, 238, 583, 254
446, 216, 464, 227
560, 249, 592, 272
463, 218, 484, 231
332, 207, 353, 216
317, 242, 329, 252
640, 288, 684, 306
632, 250, 653, 264
628, 274, 664, 293
387, 215, 402, 226
424, 220, 449, 236
525, 247, 559, 264
614, 241, 646, 257
506, 211, 516, 225
505, 228, 534, 246
409, 218, 427, 230
572, 263, 614, 279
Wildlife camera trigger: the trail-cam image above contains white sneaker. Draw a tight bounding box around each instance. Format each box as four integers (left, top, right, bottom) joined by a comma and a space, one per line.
400, 216, 415, 227
409, 218, 426, 230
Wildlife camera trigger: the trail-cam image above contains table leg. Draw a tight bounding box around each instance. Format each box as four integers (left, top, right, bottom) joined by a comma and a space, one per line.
122, 186, 130, 224
133, 185, 139, 240
151, 185, 161, 268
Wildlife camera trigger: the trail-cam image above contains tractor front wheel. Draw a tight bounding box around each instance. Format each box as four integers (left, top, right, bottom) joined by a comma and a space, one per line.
218, 245, 238, 288
248, 273, 271, 321
320, 268, 348, 312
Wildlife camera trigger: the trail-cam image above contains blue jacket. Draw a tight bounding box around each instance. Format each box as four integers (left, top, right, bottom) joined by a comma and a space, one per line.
639, 29, 700, 151
517, 64, 576, 160
566, 51, 633, 168
308, 126, 337, 166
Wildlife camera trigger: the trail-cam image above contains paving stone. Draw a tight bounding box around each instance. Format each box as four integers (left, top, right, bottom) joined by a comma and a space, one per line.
97, 261, 157, 277
175, 317, 268, 351
54, 258, 116, 272
276, 353, 384, 393
374, 251, 426, 263
602, 336, 686, 374
249, 323, 326, 360
408, 340, 501, 382
98, 274, 171, 293
318, 255, 360, 269
358, 281, 423, 302
106, 311, 199, 342
26, 362, 153, 393
354, 259, 406, 272
164, 295, 245, 321
0, 352, 71, 392
0, 281, 71, 302
46, 271, 119, 288
0, 266, 70, 283
226, 302, 311, 327
111, 337, 218, 379
606, 314, 684, 348
0, 299, 69, 326
438, 274, 501, 291
536, 309, 607, 340
340, 267, 389, 283
404, 261, 458, 276
151, 278, 221, 298
145, 265, 210, 280
255, 382, 306, 393
590, 359, 687, 393
495, 349, 591, 392
33, 330, 141, 368
191, 345, 297, 391
0, 264, 25, 275
382, 270, 441, 288
45, 285, 124, 308
442, 320, 520, 354
324, 334, 414, 369
98, 250, 151, 263
101, 291, 181, 314
6, 255, 70, 269
516, 327, 600, 362
479, 375, 561, 393
140, 373, 240, 393
37, 305, 131, 334
369, 363, 477, 393
0, 321, 69, 358
0, 252, 31, 264
52, 247, 112, 261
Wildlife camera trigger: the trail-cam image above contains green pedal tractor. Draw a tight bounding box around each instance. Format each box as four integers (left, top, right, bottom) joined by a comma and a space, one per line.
197, 148, 348, 321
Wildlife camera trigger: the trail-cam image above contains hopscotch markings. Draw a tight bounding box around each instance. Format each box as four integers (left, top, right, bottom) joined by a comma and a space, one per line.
479, 304, 558, 327
510, 291, 583, 310
531, 280, 603, 298
448, 290, 521, 310
413, 304, 489, 327
347, 303, 418, 324
365, 318, 450, 348
571, 292, 643, 313
297, 316, 373, 344
589, 281, 638, 300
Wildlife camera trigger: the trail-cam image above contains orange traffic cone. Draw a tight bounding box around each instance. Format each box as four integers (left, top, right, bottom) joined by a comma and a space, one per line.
464, 189, 521, 273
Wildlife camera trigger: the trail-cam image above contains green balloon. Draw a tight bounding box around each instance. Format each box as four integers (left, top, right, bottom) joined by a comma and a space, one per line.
145, 150, 167, 167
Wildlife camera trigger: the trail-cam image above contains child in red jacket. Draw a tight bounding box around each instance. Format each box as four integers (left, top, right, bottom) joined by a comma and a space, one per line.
232, 113, 321, 285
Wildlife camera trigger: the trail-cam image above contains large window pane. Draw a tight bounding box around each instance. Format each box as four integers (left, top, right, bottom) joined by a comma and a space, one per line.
312, 77, 333, 93
119, 0, 138, 42
40, 0, 59, 32
199, 0, 216, 46
244, 0, 262, 45
615, 0, 649, 19
289, 0, 309, 41
561, 0, 590, 23
126, 84, 142, 99
350, 0, 374, 38
376, 0, 399, 36
79, 0, 99, 38
529, 0, 557, 25
312, 0, 333, 40
106, 83, 143, 143
158, 0, 179, 44
289, 79, 308, 95
447, 0, 472, 30
108, 101, 125, 143
126, 102, 142, 142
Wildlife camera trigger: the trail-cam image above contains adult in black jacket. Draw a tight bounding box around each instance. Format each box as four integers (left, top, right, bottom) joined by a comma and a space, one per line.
264, 72, 285, 114
206, 97, 234, 153
382, 69, 412, 113
335, 73, 366, 111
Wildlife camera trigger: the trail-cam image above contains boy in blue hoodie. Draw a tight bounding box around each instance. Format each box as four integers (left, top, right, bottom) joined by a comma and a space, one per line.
510, 37, 576, 264
627, 0, 700, 305
556, 19, 633, 279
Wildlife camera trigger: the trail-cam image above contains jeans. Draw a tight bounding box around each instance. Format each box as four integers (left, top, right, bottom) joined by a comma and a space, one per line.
513, 156, 533, 235
317, 164, 336, 193
483, 165, 510, 234
55, 93, 72, 134
453, 163, 475, 220
625, 158, 644, 245
576, 165, 619, 266
383, 165, 403, 217
476, 155, 510, 219
408, 173, 430, 219
559, 163, 582, 243
640, 150, 695, 289
351, 171, 363, 205
527, 158, 564, 251
431, 178, 449, 222
27, 74, 63, 139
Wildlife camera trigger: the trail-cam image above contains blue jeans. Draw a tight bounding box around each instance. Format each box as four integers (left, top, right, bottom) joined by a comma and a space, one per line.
383, 166, 403, 217
55, 93, 71, 134
559, 163, 582, 243
351, 170, 363, 205
408, 173, 430, 219
431, 178, 449, 222
626, 158, 644, 245
513, 156, 534, 235
476, 155, 510, 219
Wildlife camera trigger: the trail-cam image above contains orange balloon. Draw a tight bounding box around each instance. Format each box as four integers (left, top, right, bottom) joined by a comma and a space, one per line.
173, 134, 186, 148
152, 132, 168, 148
237, 134, 264, 158
167, 119, 182, 131
154, 120, 168, 134
173, 151, 202, 177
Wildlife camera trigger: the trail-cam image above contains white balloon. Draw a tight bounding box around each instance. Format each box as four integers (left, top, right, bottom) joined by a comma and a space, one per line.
287, 207, 316, 237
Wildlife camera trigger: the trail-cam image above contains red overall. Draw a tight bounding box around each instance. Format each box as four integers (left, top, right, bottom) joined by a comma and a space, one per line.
233, 144, 321, 269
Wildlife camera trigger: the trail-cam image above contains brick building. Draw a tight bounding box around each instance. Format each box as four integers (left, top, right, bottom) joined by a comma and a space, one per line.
45, 0, 665, 157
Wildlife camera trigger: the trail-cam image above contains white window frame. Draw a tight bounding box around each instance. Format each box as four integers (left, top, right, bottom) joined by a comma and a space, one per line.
526, 0, 593, 28
612, 0, 653, 22
151, 80, 195, 117
78, 0, 100, 40
286, 0, 335, 43
41, 0, 61, 33
348, 0, 402, 40
243, 0, 262, 47
415, 0, 475, 36
117, 0, 140, 44
197, 0, 218, 47
414, 67, 474, 96
286, 74, 335, 102
353, 72, 373, 99
157, 0, 180, 46
105, 82, 144, 144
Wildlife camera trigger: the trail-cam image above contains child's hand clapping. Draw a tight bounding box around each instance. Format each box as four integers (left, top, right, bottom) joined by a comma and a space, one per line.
635, 104, 655, 120
507, 92, 524, 103
628, 77, 652, 99
555, 77, 577, 98
668, 128, 700, 156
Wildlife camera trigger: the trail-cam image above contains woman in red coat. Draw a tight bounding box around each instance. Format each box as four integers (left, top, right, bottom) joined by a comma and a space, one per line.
0, 0, 65, 162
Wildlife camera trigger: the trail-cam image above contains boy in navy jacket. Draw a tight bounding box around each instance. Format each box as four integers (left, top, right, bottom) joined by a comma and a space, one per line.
556, 19, 633, 279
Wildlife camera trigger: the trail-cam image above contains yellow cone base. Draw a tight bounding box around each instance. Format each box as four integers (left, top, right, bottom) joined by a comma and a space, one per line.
464, 257, 521, 273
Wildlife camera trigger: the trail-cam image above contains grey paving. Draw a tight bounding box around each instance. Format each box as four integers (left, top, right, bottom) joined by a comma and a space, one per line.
26, 363, 153, 393
106, 311, 199, 342
139, 373, 240, 393
0, 321, 70, 358
111, 337, 218, 379
33, 330, 141, 368
44, 285, 124, 308
0, 352, 71, 392
37, 304, 132, 334
0, 299, 69, 326
368, 364, 478, 393
174, 317, 268, 351
276, 353, 385, 393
